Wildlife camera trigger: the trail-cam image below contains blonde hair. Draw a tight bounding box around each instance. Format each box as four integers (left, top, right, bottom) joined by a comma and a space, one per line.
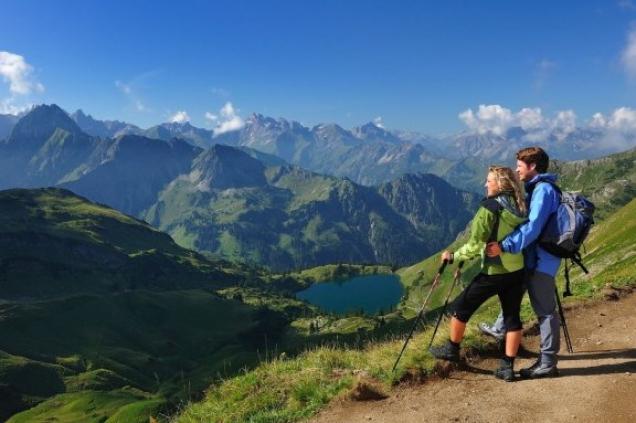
488, 165, 527, 215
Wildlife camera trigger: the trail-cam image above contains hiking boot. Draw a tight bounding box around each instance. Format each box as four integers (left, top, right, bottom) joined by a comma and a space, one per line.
494, 359, 515, 382
519, 359, 559, 379
478, 322, 504, 340
429, 340, 460, 362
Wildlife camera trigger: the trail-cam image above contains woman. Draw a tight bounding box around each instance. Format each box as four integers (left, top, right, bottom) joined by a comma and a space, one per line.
429, 166, 527, 381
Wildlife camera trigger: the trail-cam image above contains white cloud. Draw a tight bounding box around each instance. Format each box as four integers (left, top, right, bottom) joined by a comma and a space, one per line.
586, 107, 636, 149
590, 107, 636, 132
0, 98, 32, 115
207, 102, 245, 135
609, 106, 636, 131
220, 102, 237, 118
619, 0, 636, 11
622, 28, 636, 79
517, 107, 545, 131
459, 104, 580, 140
373, 116, 385, 128
0, 52, 43, 115
458, 104, 514, 136
169, 110, 190, 123
589, 112, 607, 129
551, 110, 577, 140
0, 51, 44, 95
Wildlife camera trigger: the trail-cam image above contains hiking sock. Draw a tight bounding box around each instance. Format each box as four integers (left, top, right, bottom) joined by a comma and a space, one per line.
503, 355, 515, 366
449, 340, 460, 349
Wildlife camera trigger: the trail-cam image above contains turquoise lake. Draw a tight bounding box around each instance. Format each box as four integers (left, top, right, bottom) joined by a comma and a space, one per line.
296, 274, 404, 315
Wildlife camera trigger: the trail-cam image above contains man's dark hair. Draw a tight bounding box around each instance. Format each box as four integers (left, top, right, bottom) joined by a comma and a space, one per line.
516, 147, 549, 173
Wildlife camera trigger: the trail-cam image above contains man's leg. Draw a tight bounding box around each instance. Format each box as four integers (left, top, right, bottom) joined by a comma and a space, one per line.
492, 312, 506, 333
522, 271, 560, 377
483, 312, 505, 334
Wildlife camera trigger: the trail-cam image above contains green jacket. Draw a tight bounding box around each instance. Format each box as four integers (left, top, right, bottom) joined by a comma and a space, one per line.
454, 193, 527, 275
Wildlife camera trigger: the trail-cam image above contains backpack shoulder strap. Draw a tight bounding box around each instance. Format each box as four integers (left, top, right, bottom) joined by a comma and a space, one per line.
481, 197, 503, 242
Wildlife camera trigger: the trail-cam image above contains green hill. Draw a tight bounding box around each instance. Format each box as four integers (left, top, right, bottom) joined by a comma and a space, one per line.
145, 145, 479, 271
562, 196, 636, 296
0, 188, 302, 422
0, 187, 236, 299
552, 147, 636, 219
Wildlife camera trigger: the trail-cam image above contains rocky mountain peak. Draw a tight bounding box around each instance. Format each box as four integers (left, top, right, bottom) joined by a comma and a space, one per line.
6, 104, 85, 152
190, 144, 268, 190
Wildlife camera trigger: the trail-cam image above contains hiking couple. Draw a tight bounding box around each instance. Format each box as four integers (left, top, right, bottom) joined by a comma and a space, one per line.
430, 146, 562, 382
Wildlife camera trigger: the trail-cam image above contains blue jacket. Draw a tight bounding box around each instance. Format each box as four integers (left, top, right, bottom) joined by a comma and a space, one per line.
500, 173, 561, 277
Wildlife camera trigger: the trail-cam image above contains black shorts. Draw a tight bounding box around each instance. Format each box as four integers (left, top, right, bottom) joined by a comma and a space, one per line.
451, 269, 525, 331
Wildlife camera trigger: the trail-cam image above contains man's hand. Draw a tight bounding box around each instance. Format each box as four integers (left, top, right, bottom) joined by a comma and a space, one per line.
486, 242, 502, 257
441, 250, 453, 263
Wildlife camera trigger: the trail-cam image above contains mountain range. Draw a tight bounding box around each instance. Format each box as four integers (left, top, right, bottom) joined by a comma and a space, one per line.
0, 105, 480, 270
3, 105, 633, 193
61, 110, 634, 192
145, 145, 479, 270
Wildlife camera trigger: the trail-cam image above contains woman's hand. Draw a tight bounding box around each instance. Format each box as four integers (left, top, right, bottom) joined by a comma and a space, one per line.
441, 250, 453, 263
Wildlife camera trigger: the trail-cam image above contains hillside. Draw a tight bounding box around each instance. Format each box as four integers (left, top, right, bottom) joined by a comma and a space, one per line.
144, 145, 479, 271
0, 188, 234, 299
563, 196, 636, 294
0, 188, 303, 422
553, 147, 636, 219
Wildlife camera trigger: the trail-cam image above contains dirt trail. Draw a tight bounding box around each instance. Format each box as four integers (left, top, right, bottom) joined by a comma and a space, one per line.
310, 291, 636, 423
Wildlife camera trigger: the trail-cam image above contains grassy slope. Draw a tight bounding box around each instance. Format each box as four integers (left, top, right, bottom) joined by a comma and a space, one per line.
0, 187, 186, 255
563, 197, 636, 296
147, 164, 478, 272
176, 193, 636, 423
7, 389, 163, 423
2, 290, 263, 422
0, 188, 295, 422
553, 147, 636, 219
0, 188, 239, 300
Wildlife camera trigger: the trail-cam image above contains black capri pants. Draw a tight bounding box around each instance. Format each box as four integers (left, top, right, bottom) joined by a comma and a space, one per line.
451, 269, 525, 331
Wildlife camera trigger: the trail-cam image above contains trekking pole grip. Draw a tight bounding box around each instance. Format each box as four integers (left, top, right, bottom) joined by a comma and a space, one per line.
437, 259, 449, 275
454, 261, 464, 277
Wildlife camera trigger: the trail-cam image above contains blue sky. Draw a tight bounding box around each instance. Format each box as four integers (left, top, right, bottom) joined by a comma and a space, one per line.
1, 0, 636, 134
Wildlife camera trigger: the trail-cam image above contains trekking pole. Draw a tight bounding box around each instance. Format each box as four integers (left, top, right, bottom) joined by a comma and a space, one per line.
554, 287, 574, 353
391, 259, 448, 373
427, 261, 464, 349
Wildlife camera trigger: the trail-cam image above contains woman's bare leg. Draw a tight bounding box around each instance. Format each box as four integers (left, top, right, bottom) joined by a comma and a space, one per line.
449, 317, 467, 344
505, 330, 522, 357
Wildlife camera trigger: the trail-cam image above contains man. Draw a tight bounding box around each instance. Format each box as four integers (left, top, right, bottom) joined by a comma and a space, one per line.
485, 146, 562, 378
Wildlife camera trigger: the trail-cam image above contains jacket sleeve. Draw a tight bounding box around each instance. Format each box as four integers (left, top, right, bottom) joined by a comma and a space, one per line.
454, 206, 496, 263
500, 183, 557, 254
